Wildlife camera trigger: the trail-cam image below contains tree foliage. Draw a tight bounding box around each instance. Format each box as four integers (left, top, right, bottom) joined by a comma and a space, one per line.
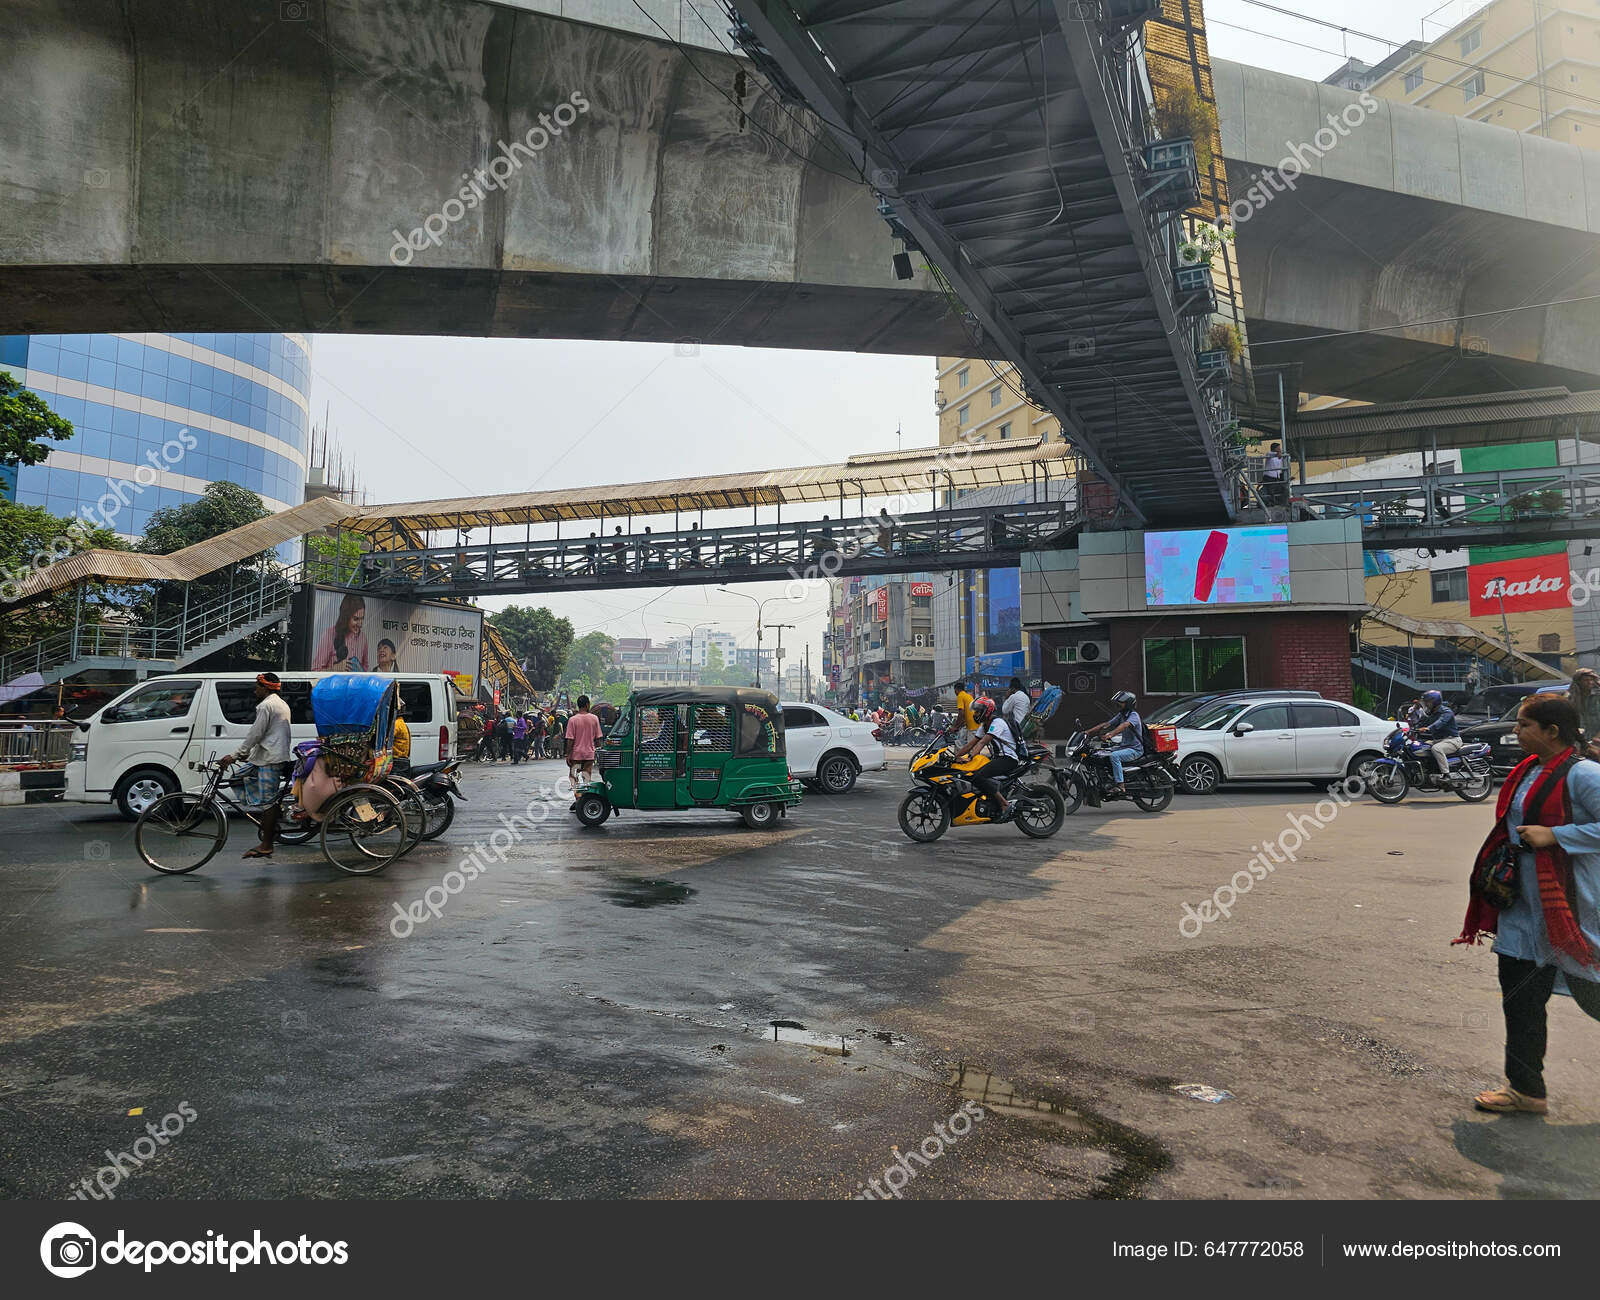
0, 501, 128, 654
137, 481, 271, 557
0, 370, 75, 469
560, 631, 616, 688
490, 605, 574, 690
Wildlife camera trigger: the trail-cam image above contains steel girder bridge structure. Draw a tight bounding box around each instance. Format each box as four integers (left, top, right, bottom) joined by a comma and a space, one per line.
354, 499, 1074, 599
727, 0, 1234, 525
1295, 464, 1600, 550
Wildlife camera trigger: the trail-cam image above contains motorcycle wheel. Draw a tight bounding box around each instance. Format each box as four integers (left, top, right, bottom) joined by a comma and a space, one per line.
1131, 772, 1175, 813
420, 792, 456, 839
1054, 770, 1084, 815
1014, 784, 1066, 838
1455, 767, 1494, 803
1366, 764, 1409, 804
898, 789, 950, 843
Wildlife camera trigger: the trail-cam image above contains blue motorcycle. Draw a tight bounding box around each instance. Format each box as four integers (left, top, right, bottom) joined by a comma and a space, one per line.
1362, 724, 1494, 804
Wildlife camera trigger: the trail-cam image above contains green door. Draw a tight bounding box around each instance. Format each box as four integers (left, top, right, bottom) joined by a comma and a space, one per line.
634, 703, 680, 809
687, 702, 733, 803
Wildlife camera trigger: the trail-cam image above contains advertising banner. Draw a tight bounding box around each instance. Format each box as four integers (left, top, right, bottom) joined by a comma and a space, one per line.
1145, 526, 1290, 606
874, 587, 889, 620
1468, 551, 1570, 615
306, 587, 483, 691
909, 581, 934, 597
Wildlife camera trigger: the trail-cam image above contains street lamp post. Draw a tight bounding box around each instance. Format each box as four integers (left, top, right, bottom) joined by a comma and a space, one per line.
718, 587, 787, 690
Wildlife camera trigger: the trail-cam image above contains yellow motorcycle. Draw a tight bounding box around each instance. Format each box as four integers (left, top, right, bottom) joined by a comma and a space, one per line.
899, 738, 1065, 842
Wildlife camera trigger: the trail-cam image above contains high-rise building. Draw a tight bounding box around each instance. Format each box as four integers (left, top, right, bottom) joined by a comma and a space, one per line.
0, 332, 311, 536
1364, 1, 1598, 145
825, 574, 936, 707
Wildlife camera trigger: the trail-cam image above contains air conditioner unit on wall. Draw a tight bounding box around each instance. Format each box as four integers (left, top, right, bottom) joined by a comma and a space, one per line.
1057, 640, 1111, 664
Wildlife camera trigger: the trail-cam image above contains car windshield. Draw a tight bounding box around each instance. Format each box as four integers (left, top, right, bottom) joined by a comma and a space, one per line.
1183, 699, 1248, 731
1144, 696, 1206, 725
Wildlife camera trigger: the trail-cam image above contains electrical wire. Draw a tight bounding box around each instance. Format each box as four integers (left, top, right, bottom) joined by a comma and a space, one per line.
1213, 7, 1600, 121
627, 0, 866, 183
1251, 289, 1600, 347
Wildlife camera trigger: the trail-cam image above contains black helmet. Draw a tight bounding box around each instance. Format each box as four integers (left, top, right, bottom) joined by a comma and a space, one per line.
1111, 690, 1136, 713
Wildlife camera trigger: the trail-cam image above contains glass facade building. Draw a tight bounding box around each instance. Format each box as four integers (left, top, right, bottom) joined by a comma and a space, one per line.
0, 332, 311, 536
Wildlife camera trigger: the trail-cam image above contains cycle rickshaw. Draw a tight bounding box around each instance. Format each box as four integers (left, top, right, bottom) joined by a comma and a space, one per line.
135, 674, 415, 874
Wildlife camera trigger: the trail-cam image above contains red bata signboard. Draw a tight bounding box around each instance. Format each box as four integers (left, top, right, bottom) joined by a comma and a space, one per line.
909, 582, 934, 597
1468, 553, 1569, 615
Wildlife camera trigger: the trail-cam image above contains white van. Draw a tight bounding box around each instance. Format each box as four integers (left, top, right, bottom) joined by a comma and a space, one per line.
65, 671, 461, 818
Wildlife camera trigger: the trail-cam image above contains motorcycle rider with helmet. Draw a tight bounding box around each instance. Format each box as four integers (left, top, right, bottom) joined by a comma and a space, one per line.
952, 696, 1024, 819
1086, 690, 1146, 796
1414, 688, 1461, 777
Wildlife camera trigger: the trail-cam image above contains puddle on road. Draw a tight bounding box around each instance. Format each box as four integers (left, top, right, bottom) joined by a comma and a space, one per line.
601, 879, 695, 909
947, 1064, 1171, 1199
948, 1065, 1090, 1134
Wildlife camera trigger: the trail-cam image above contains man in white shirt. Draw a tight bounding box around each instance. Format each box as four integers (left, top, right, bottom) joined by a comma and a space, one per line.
954, 697, 1024, 819
1262, 442, 1287, 506
218, 672, 293, 858
1001, 677, 1031, 741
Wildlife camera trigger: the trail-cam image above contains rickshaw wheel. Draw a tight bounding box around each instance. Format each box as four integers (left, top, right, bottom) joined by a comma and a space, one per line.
379, 775, 427, 855
740, 801, 780, 830
575, 792, 611, 827
320, 784, 408, 874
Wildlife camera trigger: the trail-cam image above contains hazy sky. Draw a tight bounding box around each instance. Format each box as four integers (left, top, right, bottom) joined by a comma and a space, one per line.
306, 1, 1479, 679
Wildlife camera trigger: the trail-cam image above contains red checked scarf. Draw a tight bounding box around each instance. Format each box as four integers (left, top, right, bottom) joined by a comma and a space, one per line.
1456, 747, 1599, 968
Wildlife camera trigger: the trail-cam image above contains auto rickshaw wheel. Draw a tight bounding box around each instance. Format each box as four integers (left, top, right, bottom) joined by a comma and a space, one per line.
575, 792, 611, 827
740, 801, 780, 830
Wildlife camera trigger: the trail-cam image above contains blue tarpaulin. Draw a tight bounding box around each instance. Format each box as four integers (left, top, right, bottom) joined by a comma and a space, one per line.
312, 674, 397, 737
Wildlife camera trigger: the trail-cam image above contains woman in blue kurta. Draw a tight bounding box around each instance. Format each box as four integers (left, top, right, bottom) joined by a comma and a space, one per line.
1457, 693, 1600, 1114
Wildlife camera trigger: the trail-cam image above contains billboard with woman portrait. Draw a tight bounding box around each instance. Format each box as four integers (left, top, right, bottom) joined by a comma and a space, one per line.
305, 587, 482, 692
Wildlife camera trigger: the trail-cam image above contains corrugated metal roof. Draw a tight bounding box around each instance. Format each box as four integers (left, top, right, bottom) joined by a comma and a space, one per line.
8, 497, 356, 603
1366, 607, 1564, 680
8, 439, 1083, 601
345, 438, 1080, 532
1289, 388, 1600, 458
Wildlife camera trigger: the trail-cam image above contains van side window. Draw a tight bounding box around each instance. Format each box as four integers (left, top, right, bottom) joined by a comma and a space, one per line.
107, 680, 200, 723
217, 680, 314, 725
397, 682, 433, 724
215, 682, 259, 725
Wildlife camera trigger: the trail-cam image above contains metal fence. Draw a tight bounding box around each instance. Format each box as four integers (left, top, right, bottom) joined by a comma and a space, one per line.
0, 724, 74, 767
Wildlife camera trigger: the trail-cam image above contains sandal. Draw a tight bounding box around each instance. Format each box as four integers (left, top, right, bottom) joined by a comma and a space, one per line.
1474, 1085, 1548, 1115
241, 846, 274, 860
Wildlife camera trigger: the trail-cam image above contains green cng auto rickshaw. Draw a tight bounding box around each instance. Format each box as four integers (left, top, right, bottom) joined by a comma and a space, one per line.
571, 688, 801, 830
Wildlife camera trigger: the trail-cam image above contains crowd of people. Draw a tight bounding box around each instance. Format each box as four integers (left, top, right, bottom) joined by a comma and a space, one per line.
457, 696, 616, 783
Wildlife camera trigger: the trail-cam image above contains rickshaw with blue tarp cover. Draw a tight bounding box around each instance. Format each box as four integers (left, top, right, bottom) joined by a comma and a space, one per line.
572, 687, 802, 830
133, 673, 414, 875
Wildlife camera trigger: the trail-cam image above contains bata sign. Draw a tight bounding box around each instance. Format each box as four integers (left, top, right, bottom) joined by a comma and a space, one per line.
1468, 553, 1569, 615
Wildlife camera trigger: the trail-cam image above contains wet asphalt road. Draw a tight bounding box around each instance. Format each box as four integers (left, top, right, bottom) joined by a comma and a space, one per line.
2, 755, 1598, 1200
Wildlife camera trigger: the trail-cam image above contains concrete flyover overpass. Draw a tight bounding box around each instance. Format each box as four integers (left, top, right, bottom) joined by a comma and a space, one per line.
0, 0, 963, 354
1214, 58, 1600, 402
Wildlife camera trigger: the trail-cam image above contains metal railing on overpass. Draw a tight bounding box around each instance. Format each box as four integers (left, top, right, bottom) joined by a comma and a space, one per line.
1294, 464, 1600, 547
356, 501, 1075, 597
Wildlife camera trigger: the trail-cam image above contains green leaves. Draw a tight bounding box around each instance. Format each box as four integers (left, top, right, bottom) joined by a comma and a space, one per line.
0, 370, 75, 468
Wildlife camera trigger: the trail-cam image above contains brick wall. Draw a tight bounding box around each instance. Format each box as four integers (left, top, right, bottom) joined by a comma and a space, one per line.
1104, 611, 1355, 703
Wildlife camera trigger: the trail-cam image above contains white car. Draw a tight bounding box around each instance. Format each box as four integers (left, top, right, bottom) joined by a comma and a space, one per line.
781, 702, 887, 794
1172, 696, 1391, 795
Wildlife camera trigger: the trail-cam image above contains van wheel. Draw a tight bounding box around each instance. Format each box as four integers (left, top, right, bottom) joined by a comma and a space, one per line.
116, 768, 178, 820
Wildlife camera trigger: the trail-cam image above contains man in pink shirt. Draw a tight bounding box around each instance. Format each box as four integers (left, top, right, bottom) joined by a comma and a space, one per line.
565, 695, 604, 786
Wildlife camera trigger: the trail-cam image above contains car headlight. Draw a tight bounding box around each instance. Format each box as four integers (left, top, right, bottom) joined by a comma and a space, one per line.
69, 743, 87, 763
